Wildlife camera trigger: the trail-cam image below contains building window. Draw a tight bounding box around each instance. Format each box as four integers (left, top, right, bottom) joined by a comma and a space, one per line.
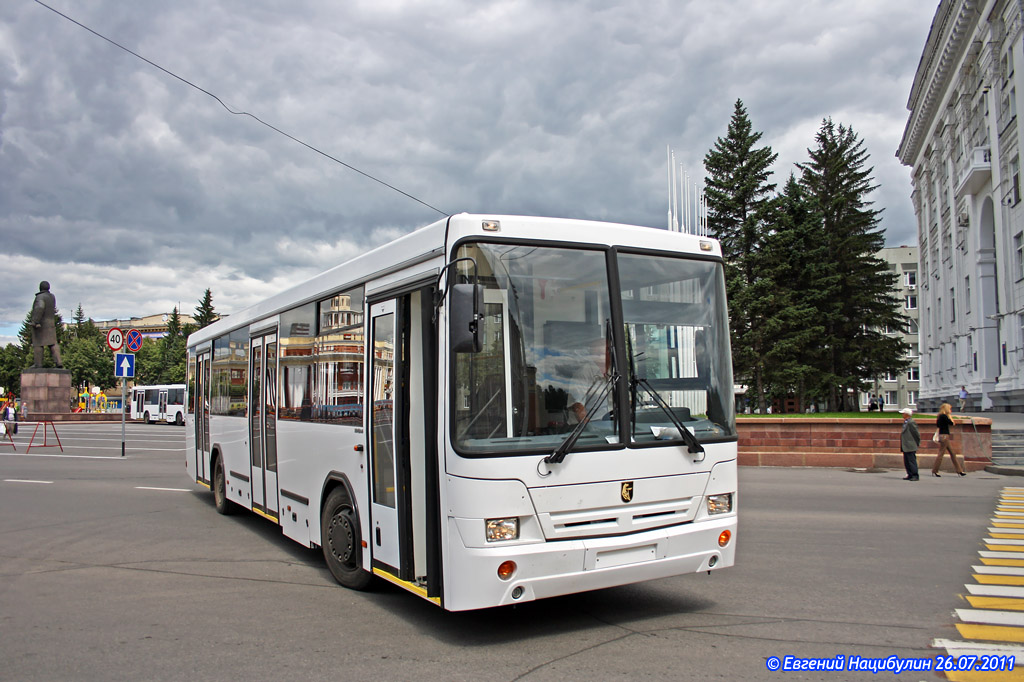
906, 295, 917, 310
950, 287, 956, 322
1013, 156, 1022, 206
908, 390, 918, 405
904, 270, 917, 288
1016, 232, 1024, 280
965, 276, 971, 313
885, 390, 898, 406
885, 372, 898, 382
1019, 314, 1024, 363
908, 366, 920, 382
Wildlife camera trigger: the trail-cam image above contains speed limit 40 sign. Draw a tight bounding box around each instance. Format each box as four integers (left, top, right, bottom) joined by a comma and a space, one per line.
106, 327, 124, 352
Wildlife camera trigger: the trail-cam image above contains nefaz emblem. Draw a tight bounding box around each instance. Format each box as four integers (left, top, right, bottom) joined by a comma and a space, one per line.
620, 481, 634, 503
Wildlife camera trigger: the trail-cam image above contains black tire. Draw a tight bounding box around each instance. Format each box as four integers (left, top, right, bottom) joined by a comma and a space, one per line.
175, 413, 184, 426
143, 411, 151, 424
321, 487, 373, 590
212, 454, 232, 515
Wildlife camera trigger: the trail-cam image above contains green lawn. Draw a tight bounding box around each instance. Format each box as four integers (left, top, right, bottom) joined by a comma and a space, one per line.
738, 411, 931, 419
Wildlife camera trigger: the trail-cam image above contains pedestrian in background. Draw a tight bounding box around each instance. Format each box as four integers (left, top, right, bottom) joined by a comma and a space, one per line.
900, 408, 920, 481
959, 386, 968, 412
932, 402, 966, 477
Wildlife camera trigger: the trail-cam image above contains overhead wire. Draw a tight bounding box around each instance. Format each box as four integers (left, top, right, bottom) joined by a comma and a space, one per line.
31, 0, 450, 218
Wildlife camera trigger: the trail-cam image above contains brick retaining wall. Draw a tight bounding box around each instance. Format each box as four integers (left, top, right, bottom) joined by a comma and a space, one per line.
737, 416, 992, 472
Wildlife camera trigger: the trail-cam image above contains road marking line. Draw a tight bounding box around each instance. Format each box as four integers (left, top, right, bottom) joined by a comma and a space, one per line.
957, 622, 1024, 642
0, 453, 126, 460
967, 585, 1024, 598
3, 479, 53, 484
992, 522, 1024, 529
134, 486, 190, 492
981, 551, 1024, 558
988, 534, 1024, 541
933, 637, 1024, 655
957, 608, 1024, 626
985, 545, 1024, 553
974, 565, 1024, 576
966, 595, 1024, 611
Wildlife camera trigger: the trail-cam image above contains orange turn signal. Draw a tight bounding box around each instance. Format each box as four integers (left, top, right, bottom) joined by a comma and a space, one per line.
718, 530, 732, 547
497, 560, 517, 580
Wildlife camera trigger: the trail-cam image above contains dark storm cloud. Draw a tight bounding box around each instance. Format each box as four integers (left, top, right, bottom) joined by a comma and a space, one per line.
0, 0, 936, 341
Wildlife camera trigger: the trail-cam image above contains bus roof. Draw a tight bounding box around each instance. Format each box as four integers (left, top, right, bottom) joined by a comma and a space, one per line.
187, 214, 720, 348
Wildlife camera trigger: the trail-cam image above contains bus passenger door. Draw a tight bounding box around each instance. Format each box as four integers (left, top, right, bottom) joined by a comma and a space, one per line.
158, 390, 168, 422
249, 333, 279, 521
368, 289, 439, 597
194, 352, 211, 483
369, 300, 400, 570
133, 391, 144, 420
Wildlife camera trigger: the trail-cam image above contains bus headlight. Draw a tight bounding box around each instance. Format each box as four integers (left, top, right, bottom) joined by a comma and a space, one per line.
485, 517, 520, 542
707, 493, 733, 515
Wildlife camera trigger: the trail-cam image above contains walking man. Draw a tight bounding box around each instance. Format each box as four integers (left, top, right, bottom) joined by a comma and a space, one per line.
900, 407, 920, 481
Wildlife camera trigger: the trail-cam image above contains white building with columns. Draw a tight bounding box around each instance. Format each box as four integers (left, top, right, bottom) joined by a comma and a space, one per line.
898, 0, 1024, 412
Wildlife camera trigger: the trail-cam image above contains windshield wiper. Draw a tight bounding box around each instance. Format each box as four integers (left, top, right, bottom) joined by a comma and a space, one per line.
545, 371, 617, 465
546, 320, 620, 466
633, 377, 705, 456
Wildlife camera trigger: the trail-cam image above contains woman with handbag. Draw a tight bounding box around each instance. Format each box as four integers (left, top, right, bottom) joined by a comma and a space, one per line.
932, 402, 966, 477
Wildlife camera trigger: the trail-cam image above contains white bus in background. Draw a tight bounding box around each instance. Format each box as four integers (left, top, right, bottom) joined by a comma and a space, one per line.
185, 214, 738, 611
132, 384, 186, 425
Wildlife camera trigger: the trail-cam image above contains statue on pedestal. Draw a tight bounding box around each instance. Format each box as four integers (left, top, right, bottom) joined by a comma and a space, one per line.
31, 281, 62, 369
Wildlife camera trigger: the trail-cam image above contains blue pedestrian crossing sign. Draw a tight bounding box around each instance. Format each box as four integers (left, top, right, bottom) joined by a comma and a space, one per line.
114, 353, 135, 378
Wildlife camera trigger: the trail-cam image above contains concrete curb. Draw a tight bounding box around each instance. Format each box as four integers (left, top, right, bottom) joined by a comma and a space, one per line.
985, 465, 1024, 477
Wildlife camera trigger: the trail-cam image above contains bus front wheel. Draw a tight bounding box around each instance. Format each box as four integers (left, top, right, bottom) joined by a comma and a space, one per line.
321, 487, 373, 590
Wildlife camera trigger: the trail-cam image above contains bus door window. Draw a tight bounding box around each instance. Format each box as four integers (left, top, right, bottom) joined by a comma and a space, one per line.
249, 332, 279, 520
369, 301, 400, 571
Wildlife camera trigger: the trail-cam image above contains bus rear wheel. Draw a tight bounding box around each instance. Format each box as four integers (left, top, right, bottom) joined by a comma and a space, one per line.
212, 454, 232, 515
321, 487, 373, 590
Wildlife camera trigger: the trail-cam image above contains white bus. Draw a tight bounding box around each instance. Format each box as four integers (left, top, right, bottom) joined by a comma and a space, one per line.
132, 384, 186, 425
185, 214, 737, 611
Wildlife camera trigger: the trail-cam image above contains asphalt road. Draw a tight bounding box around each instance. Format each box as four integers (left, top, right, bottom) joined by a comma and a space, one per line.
0, 423, 1013, 681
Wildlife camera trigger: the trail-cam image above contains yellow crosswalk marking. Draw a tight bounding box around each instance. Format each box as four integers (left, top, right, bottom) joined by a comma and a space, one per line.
939, 488, 1024, 681
946, 669, 1024, 681
975, 574, 1024, 586
966, 595, 1024, 610
980, 558, 1024, 567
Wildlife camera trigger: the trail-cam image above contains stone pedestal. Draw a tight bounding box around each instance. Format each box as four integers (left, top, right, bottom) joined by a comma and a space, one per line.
20, 368, 72, 416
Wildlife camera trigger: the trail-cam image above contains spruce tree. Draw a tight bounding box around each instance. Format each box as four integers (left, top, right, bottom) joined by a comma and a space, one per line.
194, 289, 217, 329
160, 307, 188, 383
756, 175, 827, 410
704, 99, 778, 411
797, 119, 909, 410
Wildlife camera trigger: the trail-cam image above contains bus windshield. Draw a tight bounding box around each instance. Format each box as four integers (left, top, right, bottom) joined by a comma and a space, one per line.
452, 242, 735, 456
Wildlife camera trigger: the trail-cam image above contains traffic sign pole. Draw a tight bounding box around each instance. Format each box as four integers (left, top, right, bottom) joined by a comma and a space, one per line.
114, 350, 135, 457
121, 378, 126, 457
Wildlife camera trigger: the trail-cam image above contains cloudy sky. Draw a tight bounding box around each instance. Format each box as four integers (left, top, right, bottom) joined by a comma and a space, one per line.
1, 0, 938, 345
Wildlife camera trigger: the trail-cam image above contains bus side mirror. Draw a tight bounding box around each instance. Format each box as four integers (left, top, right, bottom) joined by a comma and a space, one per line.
451, 283, 483, 353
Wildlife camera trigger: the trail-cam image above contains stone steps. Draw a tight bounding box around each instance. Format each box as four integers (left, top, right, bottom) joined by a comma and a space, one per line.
990, 430, 1024, 465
